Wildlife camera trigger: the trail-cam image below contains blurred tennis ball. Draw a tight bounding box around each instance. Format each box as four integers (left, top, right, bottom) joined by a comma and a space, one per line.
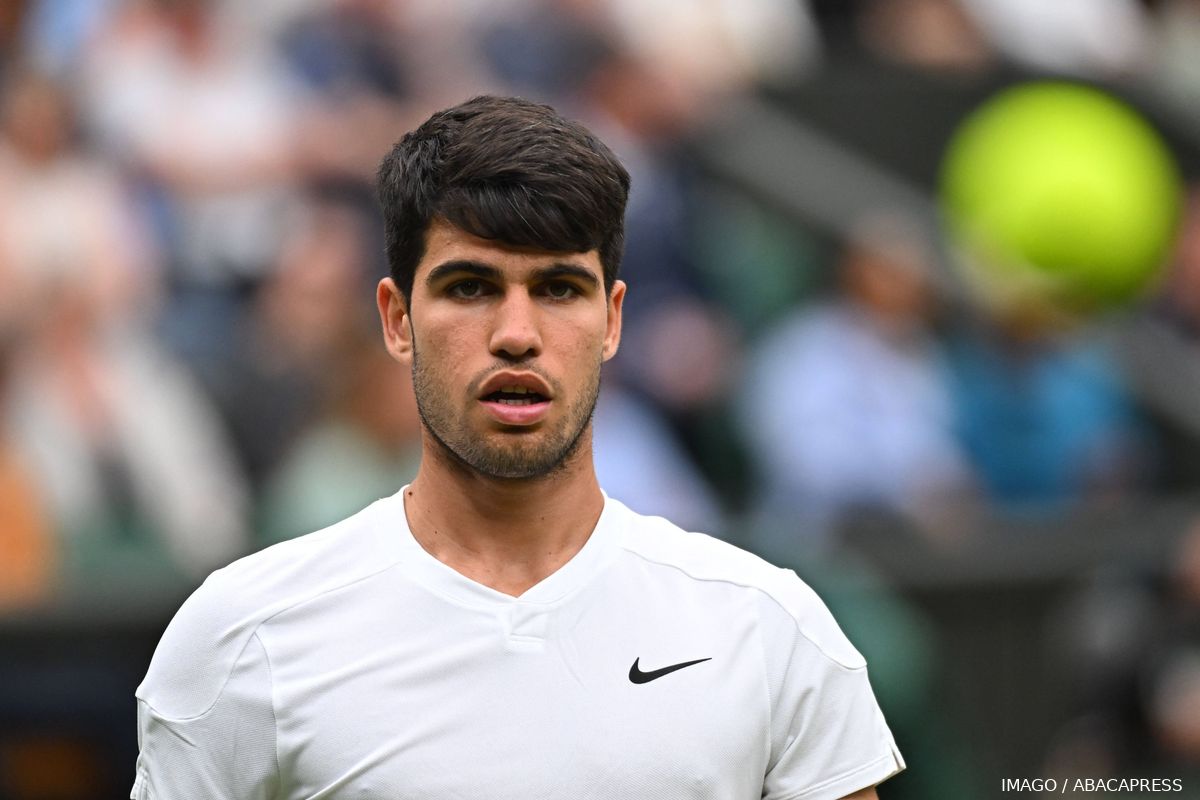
939, 81, 1183, 319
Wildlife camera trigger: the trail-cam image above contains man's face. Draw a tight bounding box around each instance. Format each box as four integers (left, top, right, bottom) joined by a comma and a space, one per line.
378, 219, 624, 480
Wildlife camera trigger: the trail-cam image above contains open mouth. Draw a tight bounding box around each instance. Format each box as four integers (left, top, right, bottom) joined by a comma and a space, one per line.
481, 387, 549, 406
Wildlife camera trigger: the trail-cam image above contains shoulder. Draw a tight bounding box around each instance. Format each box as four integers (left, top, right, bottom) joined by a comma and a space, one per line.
137, 496, 402, 719
610, 500, 866, 669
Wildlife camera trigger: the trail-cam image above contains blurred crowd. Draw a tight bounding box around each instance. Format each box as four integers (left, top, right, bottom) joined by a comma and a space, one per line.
3, 0, 1200, 794
0, 0, 821, 596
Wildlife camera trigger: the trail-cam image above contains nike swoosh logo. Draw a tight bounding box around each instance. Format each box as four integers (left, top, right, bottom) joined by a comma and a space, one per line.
628, 657, 712, 684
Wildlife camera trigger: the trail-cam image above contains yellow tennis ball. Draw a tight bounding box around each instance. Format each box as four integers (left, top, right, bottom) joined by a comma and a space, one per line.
940, 81, 1183, 316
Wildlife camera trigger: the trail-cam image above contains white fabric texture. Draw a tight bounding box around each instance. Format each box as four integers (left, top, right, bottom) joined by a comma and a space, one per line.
133, 489, 903, 799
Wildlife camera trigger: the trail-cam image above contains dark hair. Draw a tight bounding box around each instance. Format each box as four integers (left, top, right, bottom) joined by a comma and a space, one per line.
377, 95, 630, 300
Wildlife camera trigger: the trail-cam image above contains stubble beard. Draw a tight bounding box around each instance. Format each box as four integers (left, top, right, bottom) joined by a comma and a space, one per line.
411, 343, 600, 481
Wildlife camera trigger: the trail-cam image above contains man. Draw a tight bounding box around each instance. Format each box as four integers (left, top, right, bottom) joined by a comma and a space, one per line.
132, 96, 905, 799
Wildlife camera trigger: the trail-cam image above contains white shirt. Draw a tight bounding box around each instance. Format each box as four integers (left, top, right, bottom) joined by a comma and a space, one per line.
132, 489, 904, 799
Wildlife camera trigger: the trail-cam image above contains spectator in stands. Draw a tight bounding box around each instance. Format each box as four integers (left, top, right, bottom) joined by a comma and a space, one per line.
259, 327, 422, 544
79, 0, 301, 382
211, 195, 380, 490
0, 237, 54, 609
0, 66, 250, 577
946, 303, 1151, 513
1155, 188, 1200, 339
592, 386, 724, 533
276, 0, 428, 187
737, 212, 973, 545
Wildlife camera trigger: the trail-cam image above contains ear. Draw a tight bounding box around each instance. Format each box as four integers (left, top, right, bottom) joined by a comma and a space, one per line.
602, 279, 625, 361
377, 277, 413, 364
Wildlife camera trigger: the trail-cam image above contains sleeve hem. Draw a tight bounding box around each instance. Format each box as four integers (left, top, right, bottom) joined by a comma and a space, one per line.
771, 750, 906, 800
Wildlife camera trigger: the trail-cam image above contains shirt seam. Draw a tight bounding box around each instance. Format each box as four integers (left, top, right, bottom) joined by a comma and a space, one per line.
139, 556, 404, 722
254, 630, 283, 800
753, 589, 776, 777
618, 545, 867, 674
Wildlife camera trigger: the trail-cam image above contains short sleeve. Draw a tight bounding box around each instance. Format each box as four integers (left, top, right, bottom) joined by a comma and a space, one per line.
759, 588, 905, 800
131, 632, 279, 799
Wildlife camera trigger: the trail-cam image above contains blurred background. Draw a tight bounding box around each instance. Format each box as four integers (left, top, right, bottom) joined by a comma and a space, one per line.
3, 0, 1200, 797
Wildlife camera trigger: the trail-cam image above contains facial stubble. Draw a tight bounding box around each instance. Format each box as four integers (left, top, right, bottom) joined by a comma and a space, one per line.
410, 340, 600, 481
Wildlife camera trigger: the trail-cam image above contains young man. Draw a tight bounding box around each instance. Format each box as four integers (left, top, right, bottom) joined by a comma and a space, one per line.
132, 96, 905, 799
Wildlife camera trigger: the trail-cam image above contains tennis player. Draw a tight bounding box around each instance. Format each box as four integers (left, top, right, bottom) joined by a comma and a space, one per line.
131, 95, 905, 799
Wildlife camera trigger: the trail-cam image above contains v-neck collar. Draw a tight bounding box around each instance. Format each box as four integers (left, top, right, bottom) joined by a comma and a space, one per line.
374, 485, 619, 609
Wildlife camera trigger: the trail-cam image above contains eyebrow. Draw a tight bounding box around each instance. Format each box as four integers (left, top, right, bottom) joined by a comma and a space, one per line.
538, 263, 602, 290
425, 260, 601, 290
425, 260, 501, 288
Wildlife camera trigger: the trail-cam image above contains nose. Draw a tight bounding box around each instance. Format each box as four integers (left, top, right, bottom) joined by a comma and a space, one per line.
488, 289, 542, 361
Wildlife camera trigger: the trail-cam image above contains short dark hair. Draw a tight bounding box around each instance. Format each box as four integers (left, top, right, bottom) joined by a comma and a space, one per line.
377, 95, 630, 300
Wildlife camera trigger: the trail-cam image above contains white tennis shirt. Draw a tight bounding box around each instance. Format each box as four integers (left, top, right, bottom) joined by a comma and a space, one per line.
132, 489, 904, 799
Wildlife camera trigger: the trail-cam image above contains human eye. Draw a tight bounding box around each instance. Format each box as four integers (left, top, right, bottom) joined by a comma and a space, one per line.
542, 281, 579, 301
448, 279, 488, 299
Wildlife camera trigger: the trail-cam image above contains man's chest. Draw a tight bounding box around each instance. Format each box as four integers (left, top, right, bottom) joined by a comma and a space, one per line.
260, 581, 769, 799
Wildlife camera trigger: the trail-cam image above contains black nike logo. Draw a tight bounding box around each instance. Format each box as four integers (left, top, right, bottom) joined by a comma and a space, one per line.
628, 657, 712, 684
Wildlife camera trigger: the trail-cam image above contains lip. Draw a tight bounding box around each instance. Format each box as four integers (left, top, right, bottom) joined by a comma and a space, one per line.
480, 397, 551, 426
477, 371, 553, 426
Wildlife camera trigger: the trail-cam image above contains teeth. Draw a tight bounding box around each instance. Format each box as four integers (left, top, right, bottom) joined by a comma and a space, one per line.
498, 398, 534, 406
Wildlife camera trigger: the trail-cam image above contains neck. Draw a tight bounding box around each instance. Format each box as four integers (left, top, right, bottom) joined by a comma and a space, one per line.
402, 430, 604, 597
